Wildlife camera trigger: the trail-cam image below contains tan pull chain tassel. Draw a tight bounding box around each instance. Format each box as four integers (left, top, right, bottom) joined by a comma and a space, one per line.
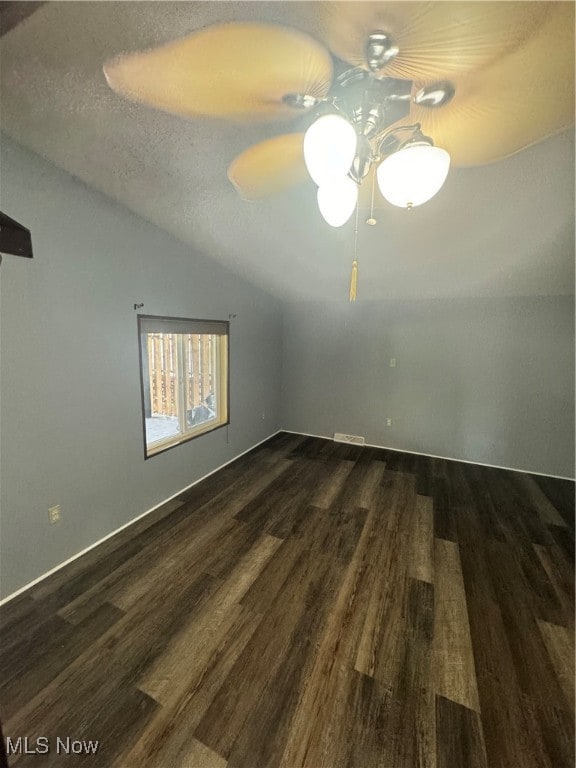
349, 259, 358, 302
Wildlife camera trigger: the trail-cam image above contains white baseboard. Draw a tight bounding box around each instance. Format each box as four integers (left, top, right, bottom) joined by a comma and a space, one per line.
282, 430, 575, 482
0, 430, 281, 608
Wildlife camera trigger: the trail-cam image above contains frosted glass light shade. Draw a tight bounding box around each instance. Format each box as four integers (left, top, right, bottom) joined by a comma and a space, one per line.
304, 114, 357, 186
317, 177, 358, 227
377, 144, 450, 208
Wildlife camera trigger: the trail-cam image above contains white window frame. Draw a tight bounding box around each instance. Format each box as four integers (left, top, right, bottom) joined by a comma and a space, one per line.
138, 315, 229, 458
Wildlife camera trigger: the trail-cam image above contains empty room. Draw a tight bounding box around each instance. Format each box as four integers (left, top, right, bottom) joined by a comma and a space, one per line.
0, 2, 574, 767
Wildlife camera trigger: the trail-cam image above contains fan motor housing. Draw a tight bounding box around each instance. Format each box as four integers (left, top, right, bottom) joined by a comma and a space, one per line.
333, 72, 413, 138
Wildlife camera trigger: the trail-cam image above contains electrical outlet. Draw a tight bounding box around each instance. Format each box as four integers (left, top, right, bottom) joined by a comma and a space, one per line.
386, 418, 392, 427
48, 505, 61, 525
261, 411, 266, 420
389, 358, 396, 368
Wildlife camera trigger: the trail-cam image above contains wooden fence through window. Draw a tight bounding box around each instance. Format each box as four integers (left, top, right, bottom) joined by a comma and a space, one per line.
147, 333, 214, 418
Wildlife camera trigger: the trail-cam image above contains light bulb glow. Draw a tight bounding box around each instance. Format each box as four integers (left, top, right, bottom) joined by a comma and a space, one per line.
317, 177, 358, 227
377, 143, 450, 208
304, 114, 358, 186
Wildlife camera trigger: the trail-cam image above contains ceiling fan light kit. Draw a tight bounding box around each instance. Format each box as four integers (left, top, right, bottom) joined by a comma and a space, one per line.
301, 52, 454, 226
304, 111, 451, 223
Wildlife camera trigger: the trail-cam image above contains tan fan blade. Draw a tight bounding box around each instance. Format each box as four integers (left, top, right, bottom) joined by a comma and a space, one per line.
317, 1, 552, 79
104, 23, 332, 121
228, 134, 308, 200
406, 3, 574, 166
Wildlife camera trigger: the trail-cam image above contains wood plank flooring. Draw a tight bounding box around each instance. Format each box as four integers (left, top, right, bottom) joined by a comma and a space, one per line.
0, 432, 573, 767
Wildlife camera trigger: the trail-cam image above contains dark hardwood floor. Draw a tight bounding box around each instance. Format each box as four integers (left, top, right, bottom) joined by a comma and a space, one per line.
0, 432, 574, 767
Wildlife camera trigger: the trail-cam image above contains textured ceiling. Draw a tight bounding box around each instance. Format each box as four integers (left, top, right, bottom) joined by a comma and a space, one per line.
0, 2, 574, 301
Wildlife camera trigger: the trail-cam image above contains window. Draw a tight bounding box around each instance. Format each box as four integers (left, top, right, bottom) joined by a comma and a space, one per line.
138, 315, 229, 457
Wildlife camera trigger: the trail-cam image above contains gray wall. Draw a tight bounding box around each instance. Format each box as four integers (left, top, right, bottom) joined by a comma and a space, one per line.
0, 137, 283, 599
281, 297, 575, 478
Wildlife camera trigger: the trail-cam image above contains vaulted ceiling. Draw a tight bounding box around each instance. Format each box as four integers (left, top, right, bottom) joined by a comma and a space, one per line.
1, 2, 574, 301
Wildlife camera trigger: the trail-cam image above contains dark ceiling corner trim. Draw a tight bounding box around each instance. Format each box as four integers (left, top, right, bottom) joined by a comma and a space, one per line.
0, 211, 33, 258
0, 1, 46, 37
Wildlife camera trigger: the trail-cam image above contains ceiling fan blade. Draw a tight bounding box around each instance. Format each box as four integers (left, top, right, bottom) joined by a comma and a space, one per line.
408, 2, 574, 166
318, 1, 552, 79
104, 23, 333, 121
228, 134, 308, 200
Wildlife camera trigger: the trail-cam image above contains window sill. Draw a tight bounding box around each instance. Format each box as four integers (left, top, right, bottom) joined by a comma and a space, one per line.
145, 419, 229, 459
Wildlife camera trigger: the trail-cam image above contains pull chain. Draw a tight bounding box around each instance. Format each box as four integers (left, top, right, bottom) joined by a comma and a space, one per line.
366, 169, 377, 226
349, 200, 359, 302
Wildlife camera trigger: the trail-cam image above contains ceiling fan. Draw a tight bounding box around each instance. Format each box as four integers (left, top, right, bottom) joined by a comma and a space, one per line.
103, 2, 573, 231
